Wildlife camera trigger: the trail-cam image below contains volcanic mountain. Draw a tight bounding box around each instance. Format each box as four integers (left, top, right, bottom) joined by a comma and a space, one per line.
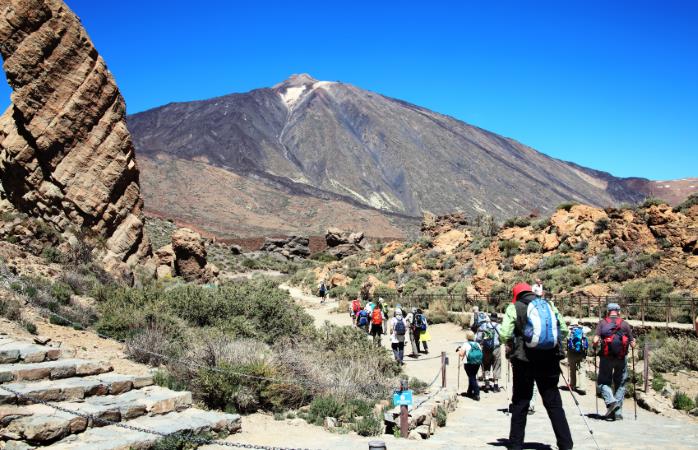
127, 74, 684, 238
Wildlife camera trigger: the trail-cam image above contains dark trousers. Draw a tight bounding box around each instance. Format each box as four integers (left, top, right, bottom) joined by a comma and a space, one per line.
391, 341, 405, 363
464, 363, 480, 396
414, 329, 429, 352
509, 359, 573, 450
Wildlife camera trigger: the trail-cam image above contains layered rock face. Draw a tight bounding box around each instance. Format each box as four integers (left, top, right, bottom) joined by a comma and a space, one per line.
0, 0, 150, 270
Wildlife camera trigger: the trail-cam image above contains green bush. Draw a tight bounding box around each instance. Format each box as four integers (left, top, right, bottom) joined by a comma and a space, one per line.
498, 239, 520, 258
435, 406, 447, 427
354, 414, 382, 436
525, 240, 542, 253
503, 216, 531, 228
556, 202, 578, 212
593, 217, 610, 234
531, 217, 551, 231
674, 193, 698, 213
51, 282, 73, 305
41, 247, 63, 263
23, 320, 38, 335
650, 337, 698, 373
308, 395, 344, 425
469, 237, 491, 255
153, 369, 188, 391
540, 254, 572, 269
673, 391, 695, 411
651, 373, 666, 392
641, 197, 668, 208
310, 252, 337, 263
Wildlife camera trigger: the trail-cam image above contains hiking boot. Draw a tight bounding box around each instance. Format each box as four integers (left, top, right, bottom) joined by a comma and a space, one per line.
492, 384, 500, 393
605, 402, 620, 418
614, 413, 624, 421
575, 389, 586, 395
473, 394, 480, 401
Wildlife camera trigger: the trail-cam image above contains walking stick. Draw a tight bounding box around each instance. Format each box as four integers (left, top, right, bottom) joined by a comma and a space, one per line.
632, 347, 637, 421
457, 354, 462, 394
594, 351, 599, 416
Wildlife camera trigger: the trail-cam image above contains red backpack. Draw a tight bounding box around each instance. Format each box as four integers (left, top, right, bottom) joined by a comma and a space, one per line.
351, 299, 362, 314
372, 308, 383, 325
601, 317, 629, 359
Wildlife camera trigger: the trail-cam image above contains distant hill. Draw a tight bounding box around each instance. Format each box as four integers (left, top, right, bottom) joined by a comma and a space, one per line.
127, 74, 693, 238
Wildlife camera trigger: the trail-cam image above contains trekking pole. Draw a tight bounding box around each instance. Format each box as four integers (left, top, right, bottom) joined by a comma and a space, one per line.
594, 352, 599, 416
632, 346, 638, 421
457, 354, 461, 394
560, 369, 601, 450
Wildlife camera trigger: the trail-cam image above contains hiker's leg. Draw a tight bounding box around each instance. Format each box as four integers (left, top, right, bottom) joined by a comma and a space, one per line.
482, 351, 492, 384
613, 359, 628, 412
398, 341, 404, 363
492, 347, 502, 386
576, 354, 587, 392
597, 357, 615, 407
536, 360, 573, 450
409, 330, 419, 355
465, 364, 480, 397
423, 340, 429, 353
509, 360, 534, 447
391, 342, 399, 362
568, 353, 578, 389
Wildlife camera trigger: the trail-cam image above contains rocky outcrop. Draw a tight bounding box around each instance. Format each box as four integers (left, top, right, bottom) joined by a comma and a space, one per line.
170, 228, 211, 282
0, 0, 150, 273
260, 236, 310, 261
421, 212, 469, 237
325, 228, 367, 259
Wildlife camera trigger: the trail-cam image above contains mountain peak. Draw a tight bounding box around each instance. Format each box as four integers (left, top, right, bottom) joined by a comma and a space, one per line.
275, 73, 318, 89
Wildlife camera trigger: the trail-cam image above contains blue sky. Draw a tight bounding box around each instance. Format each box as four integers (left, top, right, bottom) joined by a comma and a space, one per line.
1, 0, 696, 180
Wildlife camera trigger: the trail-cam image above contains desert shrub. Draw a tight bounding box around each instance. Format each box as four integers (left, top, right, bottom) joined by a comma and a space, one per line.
531, 217, 551, 231
469, 237, 491, 255
503, 216, 531, 228
0, 296, 22, 321
51, 282, 73, 305
426, 300, 449, 324
600, 251, 661, 282
573, 240, 588, 252
540, 254, 572, 270
641, 197, 668, 208
354, 414, 382, 436
540, 265, 589, 294
409, 377, 429, 394
310, 252, 337, 263
651, 373, 666, 392
442, 256, 457, 270
650, 337, 698, 373
556, 202, 578, 211
126, 324, 186, 366
674, 193, 698, 213
380, 259, 399, 270
153, 369, 188, 391
41, 247, 63, 263
475, 215, 499, 237
498, 239, 520, 258
435, 406, 447, 427
558, 242, 571, 253
417, 236, 434, 248
307, 395, 344, 425
593, 217, 610, 234
673, 392, 695, 411
23, 320, 38, 335
424, 258, 439, 270
524, 240, 542, 253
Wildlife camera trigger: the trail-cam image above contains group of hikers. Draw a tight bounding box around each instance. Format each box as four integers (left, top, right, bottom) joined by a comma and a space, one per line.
322, 275, 639, 449
456, 281, 636, 450
348, 296, 430, 365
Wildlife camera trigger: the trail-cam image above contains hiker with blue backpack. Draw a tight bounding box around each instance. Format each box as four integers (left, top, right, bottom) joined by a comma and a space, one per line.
566, 318, 591, 395
413, 308, 429, 354
500, 282, 573, 450
476, 312, 502, 393
457, 330, 484, 401
389, 308, 407, 365
592, 303, 636, 420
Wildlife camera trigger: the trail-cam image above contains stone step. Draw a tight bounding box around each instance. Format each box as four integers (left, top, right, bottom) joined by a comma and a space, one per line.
0, 373, 152, 405
0, 338, 62, 364
43, 408, 242, 450
0, 359, 112, 383
0, 386, 193, 444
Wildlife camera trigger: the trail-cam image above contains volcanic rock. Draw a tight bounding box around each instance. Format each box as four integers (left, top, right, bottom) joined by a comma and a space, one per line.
260, 236, 310, 261
325, 228, 367, 259
0, 0, 150, 273
171, 228, 209, 282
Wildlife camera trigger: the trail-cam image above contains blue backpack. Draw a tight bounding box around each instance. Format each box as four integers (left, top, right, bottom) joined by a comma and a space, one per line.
466, 342, 483, 365
358, 310, 369, 327
523, 298, 559, 350
567, 326, 588, 355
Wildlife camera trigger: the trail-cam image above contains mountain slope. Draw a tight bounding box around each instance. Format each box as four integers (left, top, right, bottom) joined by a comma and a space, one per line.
128, 74, 666, 236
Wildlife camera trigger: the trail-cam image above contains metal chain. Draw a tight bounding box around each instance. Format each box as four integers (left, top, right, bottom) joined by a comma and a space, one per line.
0, 384, 320, 450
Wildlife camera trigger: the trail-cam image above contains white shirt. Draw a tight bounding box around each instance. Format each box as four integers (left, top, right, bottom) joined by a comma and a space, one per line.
390, 316, 407, 343
532, 283, 543, 296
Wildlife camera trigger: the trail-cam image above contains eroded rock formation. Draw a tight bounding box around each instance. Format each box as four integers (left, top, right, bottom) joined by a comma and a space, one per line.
325, 227, 367, 259
260, 236, 310, 261
0, 0, 150, 272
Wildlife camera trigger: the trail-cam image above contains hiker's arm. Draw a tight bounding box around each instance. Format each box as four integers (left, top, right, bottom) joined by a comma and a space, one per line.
553, 305, 568, 339
499, 304, 517, 342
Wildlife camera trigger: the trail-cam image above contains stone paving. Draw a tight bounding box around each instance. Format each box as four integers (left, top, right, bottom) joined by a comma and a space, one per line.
0, 336, 241, 449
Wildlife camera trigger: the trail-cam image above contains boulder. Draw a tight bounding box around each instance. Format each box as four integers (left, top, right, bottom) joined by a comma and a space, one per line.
325, 228, 367, 259
0, 0, 151, 273
171, 228, 208, 282
154, 244, 175, 266
229, 244, 243, 255
260, 236, 310, 261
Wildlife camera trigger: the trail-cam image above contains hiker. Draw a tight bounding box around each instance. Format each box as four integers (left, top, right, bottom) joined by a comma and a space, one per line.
318, 280, 327, 303
457, 330, 483, 401
357, 308, 370, 333
477, 312, 502, 392
470, 305, 489, 332
405, 307, 420, 358
567, 318, 591, 395
532, 278, 544, 297
349, 297, 362, 326
592, 303, 636, 420
390, 308, 407, 365
500, 283, 573, 450
413, 308, 429, 354
370, 303, 385, 347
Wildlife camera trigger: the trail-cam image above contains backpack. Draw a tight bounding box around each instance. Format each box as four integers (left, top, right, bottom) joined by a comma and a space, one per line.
372, 308, 383, 325
414, 314, 427, 331
480, 325, 496, 351
466, 342, 483, 365
318, 283, 326, 296
351, 299, 362, 314
601, 318, 629, 359
567, 325, 589, 355
358, 310, 369, 327
523, 298, 559, 350
471, 311, 489, 332
394, 318, 406, 336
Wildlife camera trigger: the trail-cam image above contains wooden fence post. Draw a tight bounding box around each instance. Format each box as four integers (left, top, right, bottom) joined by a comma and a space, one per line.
643, 342, 650, 394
